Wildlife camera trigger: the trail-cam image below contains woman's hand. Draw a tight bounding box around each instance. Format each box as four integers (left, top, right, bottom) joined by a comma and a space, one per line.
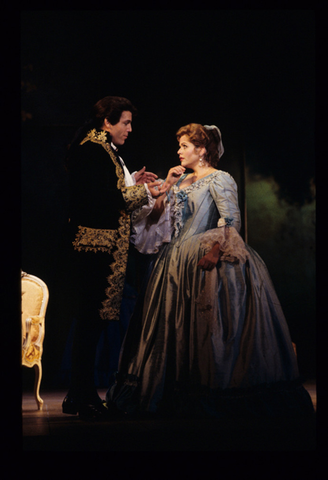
197, 242, 221, 270
153, 166, 186, 193
147, 180, 170, 198
147, 165, 186, 218
165, 166, 186, 186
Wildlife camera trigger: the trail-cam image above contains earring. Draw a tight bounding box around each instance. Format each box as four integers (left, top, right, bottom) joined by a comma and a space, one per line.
199, 157, 205, 167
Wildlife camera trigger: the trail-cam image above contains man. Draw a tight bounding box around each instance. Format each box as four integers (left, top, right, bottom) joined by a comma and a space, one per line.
61, 96, 166, 419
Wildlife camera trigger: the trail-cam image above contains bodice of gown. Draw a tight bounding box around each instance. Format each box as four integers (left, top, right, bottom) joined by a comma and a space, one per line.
171, 170, 241, 246
131, 170, 242, 255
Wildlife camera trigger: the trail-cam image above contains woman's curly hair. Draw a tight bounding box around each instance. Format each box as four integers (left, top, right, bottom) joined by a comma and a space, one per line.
176, 123, 221, 167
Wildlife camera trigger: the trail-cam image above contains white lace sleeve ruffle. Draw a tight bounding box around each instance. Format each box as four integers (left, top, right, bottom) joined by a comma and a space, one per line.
130, 194, 174, 254
199, 218, 249, 263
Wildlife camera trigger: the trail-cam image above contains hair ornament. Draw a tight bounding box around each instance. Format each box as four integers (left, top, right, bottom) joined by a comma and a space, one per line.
204, 125, 224, 158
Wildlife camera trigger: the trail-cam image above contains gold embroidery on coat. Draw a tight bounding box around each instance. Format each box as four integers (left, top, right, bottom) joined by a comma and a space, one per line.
99, 210, 131, 321
80, 129, 108, 145
76, 129, 148, 320
72, 226, 119, 253
122, 184, 148, 212
81, 129, 148, 212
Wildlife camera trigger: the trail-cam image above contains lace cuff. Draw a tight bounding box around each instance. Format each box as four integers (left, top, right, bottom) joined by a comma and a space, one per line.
130, 196, 173, 254
199, 218, 249, 263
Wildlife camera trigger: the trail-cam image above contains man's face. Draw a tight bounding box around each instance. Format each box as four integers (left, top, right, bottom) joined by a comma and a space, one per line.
105, 111, 132, 146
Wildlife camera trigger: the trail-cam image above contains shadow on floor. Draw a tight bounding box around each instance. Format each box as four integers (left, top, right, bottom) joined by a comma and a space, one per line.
22, 383, 317, 451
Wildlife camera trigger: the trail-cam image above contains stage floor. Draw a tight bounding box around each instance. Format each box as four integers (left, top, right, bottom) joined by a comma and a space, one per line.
20, 381, 316, 451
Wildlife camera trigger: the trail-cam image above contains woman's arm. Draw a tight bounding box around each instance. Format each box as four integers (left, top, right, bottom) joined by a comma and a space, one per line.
149, 165, 186, 221
149, 193, 167, 220
198, 172, 247, 267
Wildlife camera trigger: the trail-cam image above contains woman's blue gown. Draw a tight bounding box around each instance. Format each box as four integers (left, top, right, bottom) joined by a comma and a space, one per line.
107, 171, 314, 417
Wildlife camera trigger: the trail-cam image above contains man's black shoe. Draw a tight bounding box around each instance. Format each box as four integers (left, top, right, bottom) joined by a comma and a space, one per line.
62, 395, 78, 415
78, 401, 110, 420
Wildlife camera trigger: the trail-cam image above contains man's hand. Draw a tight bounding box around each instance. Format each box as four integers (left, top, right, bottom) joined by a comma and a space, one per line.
135, 166, 158, 184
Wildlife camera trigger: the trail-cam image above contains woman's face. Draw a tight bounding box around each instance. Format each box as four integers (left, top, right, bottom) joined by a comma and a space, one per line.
177, 135, 202, 169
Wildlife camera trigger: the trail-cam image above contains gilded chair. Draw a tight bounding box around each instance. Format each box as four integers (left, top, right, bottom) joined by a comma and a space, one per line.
21, 271, 49, 410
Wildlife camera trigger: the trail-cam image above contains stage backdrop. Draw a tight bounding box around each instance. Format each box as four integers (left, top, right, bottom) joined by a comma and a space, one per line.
21, 10, 315, 388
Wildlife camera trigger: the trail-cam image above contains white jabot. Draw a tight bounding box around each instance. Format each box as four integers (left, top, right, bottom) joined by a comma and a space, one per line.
111, 142, 134, 186
111, 142, 154, 202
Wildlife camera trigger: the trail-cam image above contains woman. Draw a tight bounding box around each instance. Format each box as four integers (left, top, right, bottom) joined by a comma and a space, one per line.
107, 123, 314, 418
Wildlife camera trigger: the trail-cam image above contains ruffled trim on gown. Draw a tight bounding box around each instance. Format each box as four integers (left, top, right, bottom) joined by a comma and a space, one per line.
130, 190, 173, 254
199, 217, 249, 264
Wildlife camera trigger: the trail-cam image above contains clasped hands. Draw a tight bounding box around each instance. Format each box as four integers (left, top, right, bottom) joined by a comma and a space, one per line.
135, 166, 169, 198
135, 165, 186, 198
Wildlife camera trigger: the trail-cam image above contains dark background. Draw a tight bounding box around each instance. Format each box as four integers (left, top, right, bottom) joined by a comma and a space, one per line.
20, 9, 315, 387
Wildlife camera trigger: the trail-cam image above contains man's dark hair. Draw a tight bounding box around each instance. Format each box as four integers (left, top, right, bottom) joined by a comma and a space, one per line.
92, 96, 137, 128
65, 96, 137, 169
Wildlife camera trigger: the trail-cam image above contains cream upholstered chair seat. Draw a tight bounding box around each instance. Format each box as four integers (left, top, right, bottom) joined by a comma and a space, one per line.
21, 271, 49, 410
